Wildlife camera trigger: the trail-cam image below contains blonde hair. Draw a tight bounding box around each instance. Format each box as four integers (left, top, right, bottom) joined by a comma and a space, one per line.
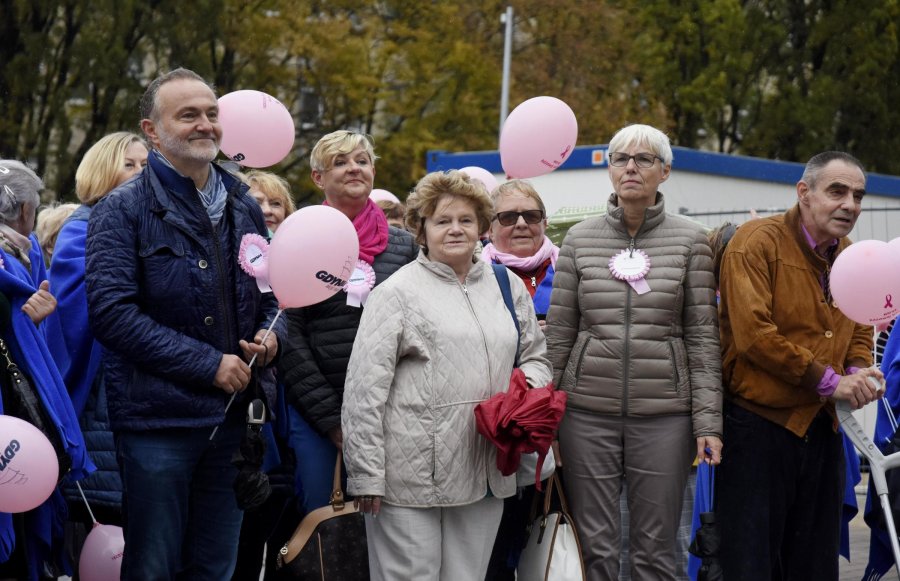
245, 170, 296, 217
75, 132, 147, 205
309, 130, 377, 172
490, 179, 546, 215
405, 171, 493, 247
36, 203, 79, 264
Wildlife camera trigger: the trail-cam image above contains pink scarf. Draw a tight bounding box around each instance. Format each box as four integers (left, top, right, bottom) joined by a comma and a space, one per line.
481, 236, 559, 271
325, 198, 389, 264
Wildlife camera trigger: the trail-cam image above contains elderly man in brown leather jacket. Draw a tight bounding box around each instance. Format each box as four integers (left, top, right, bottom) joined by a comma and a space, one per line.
716, 150, 883, 581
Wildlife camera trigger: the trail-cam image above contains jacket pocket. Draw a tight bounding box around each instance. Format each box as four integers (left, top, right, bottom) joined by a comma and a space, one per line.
561, 332, 590, 393
138, 239, 187, 303
668, 338, 690, 397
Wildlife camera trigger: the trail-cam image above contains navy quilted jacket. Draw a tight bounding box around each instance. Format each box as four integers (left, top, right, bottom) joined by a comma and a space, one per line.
85, 155, 284, 431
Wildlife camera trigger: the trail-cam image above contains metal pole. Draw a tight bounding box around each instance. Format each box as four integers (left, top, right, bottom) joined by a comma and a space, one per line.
499, 6, 513, 140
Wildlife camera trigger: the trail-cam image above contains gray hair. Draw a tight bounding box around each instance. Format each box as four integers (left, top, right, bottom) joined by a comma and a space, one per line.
139, 68, 212, 122
608, 124, 673, 167
0, 160, 42, 225
800, 151, 866, 189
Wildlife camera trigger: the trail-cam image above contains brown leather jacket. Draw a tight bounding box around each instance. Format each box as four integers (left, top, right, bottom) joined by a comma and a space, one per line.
718, 205, 873, 437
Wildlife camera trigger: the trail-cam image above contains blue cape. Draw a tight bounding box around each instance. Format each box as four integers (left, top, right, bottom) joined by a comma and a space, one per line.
0, 240, 94, 576
47, 209, 101, 416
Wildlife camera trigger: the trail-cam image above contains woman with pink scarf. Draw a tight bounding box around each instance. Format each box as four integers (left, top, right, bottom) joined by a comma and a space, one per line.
278, 131, 417, 516
481, 180, 558, 324
481, 179, 559, 580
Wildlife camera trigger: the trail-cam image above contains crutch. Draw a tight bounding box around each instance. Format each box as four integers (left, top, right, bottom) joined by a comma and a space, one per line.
837, 387, 900, 578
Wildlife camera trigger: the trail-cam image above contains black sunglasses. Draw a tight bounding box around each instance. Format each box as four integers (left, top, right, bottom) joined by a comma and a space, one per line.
493, 210, 545, 226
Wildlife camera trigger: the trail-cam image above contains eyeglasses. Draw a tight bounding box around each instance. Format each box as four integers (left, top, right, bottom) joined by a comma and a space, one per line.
493, 210, 545, 226
608, 152, 663, 168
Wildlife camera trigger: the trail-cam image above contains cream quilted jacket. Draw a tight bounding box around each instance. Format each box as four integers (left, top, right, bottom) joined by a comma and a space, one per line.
342, 251, 553, 507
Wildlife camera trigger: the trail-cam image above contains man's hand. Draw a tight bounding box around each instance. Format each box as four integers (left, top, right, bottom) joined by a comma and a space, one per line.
239, 329, 278, 366
327, 426, 343, 450
832, 371, 882, 409
22, 280, 56, 325
213, 354, 251, 394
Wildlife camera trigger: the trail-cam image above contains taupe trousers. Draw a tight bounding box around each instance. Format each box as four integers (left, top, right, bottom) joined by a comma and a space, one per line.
364, 495, 504, 581
559, 409, 694, 581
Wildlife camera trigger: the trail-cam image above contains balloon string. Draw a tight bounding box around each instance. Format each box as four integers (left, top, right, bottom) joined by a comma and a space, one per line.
76, 481, 98, 525
209, 308, 283, 441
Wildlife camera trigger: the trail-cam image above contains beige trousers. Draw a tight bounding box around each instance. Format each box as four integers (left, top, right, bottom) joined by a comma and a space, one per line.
364, 495, 504, 581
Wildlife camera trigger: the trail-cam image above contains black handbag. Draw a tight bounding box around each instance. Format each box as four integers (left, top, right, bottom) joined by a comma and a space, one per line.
276, 452, 369, 580
0, 335, 72, 483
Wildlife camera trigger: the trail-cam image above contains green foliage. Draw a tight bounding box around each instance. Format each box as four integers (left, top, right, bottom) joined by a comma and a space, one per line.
2, 0, 900, 207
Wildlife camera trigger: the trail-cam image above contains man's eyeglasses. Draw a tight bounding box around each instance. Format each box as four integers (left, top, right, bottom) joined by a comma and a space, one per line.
608, 152, 663, 169
493, 210, 545, 226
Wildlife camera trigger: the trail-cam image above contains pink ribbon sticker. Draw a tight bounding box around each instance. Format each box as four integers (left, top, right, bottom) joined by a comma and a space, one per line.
609, 248, 651, 295
344, 260, 376, 307
238, 233, 272, 293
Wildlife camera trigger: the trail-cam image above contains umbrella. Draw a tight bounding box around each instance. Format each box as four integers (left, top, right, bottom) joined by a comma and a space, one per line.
232, 397, 271, 511
474, 368, 567, 490
688, 459, 723, 581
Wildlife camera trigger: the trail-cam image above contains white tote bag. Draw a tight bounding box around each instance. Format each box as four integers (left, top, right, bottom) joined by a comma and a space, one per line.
517, 474, 586, 581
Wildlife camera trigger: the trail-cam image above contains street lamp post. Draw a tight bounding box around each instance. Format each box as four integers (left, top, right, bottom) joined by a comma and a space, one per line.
499, 5, 513, 140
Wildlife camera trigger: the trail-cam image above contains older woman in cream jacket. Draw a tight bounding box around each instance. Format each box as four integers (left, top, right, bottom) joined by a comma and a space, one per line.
342, 170, 552, 581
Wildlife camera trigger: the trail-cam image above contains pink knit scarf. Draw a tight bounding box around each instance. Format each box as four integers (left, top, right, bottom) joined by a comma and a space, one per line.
325, 198, 389, 264
481, 236, 559, 270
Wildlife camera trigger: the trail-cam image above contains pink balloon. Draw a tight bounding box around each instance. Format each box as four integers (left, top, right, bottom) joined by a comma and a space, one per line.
890, 237, 900, 255
369, 189, 400, 204
459, 166, 500, 193
268, 205, 360, 308
499, 96, 578, 179
0, 415, 58, 513
830, 239, 900, 326
79, 524, 124, 581
218, 90, 295, 168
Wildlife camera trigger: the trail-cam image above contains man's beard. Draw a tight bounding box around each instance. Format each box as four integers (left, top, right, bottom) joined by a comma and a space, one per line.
158, 129, 219, 165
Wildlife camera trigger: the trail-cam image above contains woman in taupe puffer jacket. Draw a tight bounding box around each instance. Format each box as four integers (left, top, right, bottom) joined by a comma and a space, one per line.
545, 124, 723, 581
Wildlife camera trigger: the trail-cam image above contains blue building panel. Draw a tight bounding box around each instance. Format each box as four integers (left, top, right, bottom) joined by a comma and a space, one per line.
426, 146, 900, 198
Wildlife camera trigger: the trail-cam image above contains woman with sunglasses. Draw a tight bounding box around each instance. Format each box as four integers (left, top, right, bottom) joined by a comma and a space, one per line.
482, 180, 556, 326
544, 124, 723, 580
480, 179, 558, 580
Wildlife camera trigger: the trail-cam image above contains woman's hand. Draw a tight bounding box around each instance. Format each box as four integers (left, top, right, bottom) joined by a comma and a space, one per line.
22, 280, 56, 324
355, 495, 382, 516
327, 426, 343, 450
696, 435, 723, 465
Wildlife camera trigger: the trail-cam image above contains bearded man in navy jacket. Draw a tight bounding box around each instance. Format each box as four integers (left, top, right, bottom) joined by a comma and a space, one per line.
84, 68, 283, 580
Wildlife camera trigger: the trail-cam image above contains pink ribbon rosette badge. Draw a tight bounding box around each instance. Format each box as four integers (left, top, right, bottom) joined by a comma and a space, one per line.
344, 259, 376, 307
238, 233, 272, 293
609, 247, 651, 295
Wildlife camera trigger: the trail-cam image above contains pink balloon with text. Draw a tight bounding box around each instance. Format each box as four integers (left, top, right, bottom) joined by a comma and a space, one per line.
830, 239, 900, 326
0, 415, 58, 513
268, 205, 359, 308
79, 524, 125, 581
499, 96, 578, 179
218, 90, 295, 168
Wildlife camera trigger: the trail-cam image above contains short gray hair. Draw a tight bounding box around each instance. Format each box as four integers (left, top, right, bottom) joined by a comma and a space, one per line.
0, 160, 42, 225
800, 151, 866, 189
608, 124, 673, 167
139, 68, 212, 122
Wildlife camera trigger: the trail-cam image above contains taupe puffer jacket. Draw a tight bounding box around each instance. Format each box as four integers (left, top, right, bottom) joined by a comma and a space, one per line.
545, 193, 722, 437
